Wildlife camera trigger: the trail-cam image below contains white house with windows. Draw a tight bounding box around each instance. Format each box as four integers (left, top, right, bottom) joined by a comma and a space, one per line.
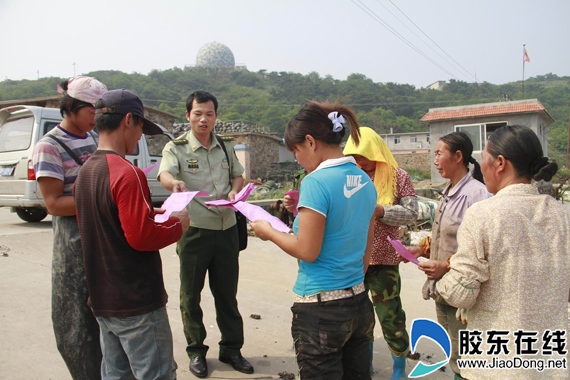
421, 99, 554, 183
380, 131, 430, 152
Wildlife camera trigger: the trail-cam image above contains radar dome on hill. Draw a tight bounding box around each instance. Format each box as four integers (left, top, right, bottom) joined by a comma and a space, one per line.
196, 42, 235, 67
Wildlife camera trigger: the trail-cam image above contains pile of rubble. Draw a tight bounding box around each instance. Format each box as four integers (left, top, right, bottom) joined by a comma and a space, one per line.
172, 123, 188, 137
172, 119, 269, 137
215, 120, 256, 133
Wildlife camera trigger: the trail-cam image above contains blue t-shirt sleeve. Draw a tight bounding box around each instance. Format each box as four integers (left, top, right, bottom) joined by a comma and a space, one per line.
298, 176, 329, 217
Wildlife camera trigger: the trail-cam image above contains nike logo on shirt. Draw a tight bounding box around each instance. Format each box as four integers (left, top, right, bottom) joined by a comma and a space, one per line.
344, 175, 368, 198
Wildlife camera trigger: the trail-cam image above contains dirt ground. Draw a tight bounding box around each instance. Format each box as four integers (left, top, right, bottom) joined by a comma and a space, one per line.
0, 207, 454, 380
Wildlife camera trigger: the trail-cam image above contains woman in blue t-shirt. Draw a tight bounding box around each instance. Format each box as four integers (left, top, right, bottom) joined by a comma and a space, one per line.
251, 100, 377, 379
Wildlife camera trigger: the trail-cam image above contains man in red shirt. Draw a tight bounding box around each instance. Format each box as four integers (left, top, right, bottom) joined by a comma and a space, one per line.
74, 89, 190, 380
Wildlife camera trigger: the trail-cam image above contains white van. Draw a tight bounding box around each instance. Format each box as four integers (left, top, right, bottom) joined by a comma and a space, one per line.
0, 105, 173, 222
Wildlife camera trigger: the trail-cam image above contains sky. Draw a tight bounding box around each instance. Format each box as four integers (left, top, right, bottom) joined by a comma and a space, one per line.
1, 0, 569, 88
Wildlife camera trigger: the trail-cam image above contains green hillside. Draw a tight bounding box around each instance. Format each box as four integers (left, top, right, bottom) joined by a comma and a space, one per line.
1, 68, 568, 164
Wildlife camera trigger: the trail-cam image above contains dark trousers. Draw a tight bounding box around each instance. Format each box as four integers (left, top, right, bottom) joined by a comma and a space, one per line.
52, 216, 102, 380
177, 225, 244, 358
291, 292, 375, 380
365, 264, 410, 357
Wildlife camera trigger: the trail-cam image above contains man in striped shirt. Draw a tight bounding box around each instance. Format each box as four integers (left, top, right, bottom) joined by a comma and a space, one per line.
32, 76, 107, 380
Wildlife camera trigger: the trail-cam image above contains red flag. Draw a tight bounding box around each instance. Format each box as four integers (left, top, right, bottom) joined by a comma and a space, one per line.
524, 47, 530, 62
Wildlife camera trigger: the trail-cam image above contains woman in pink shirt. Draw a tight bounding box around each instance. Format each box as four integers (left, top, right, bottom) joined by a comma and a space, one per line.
415, 131, 490, 380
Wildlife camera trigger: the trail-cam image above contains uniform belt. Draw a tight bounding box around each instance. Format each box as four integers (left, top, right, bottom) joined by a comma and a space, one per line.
294, 282, 366, 304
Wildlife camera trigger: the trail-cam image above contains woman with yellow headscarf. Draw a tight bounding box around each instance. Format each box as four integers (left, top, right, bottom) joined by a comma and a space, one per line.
344, 127, 418, 380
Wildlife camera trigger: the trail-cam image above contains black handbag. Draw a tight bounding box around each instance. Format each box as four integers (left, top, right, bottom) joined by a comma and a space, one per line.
235, 211, 248, 251
216, 135, 248, 251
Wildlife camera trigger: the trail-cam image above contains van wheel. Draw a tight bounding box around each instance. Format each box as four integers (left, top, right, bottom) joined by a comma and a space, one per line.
16, 208, 48, 223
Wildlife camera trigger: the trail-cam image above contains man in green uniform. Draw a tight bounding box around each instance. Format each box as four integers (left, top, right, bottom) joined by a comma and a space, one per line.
158, 91, 252, 378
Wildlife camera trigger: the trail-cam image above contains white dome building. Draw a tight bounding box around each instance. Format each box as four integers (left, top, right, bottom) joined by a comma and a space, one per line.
196, 42, 235, 67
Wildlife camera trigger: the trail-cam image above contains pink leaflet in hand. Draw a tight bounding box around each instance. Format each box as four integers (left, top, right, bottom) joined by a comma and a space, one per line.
155, 191, 208, 223
204, 182, 258, 210
284, 190, 300, 216
387, 236, 420, 265
205, 199, 238, 211
204, 182, 290, 233
142, 162, 159, 175
233, 201, 291, 234
234, 182, 257, 202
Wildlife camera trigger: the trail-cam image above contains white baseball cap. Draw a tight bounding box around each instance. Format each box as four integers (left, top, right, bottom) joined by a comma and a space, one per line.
60, 76, 108, 106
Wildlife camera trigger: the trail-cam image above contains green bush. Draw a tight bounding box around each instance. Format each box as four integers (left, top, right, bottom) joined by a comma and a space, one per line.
249, 188, 287, 201
404, 168, 431, 180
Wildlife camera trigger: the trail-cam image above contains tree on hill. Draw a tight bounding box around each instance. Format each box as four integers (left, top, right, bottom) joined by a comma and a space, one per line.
1, 69, 568, 163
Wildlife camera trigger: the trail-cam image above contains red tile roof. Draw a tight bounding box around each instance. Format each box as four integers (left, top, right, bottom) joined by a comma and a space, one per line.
421, 100, 554, 122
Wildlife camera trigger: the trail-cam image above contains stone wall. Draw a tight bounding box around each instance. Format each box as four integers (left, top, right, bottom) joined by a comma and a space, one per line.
144, 109, 176, 133
392, 152, 431, 173
265, 161, 303, 184
45, 99, 60, 108
219, 132, 280, 180
145, 134, 172, 156
143, 108, 177, 156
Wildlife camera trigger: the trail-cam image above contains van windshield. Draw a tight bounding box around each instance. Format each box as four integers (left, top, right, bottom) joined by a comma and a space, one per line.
0, 116, 34, 153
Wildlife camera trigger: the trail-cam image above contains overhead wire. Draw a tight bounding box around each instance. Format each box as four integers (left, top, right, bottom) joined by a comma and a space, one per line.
141, 98, 500, 107
350, 0, 460, 81
387, 0, 479, 82
374, 0, 477, 82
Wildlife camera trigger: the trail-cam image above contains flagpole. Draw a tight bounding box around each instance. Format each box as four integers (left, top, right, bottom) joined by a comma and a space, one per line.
522, 44, 526, 100
567, 103, 569, 170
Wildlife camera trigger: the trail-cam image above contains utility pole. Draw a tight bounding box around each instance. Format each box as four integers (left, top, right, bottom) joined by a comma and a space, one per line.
73, 62, 76, 77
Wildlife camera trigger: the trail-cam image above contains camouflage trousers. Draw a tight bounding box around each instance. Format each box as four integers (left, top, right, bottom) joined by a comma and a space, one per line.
52, 215, 102, 380
365, 264, 410, 357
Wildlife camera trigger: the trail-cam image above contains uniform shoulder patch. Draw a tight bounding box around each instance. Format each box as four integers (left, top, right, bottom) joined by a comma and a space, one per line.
172, 139, 188, 145
219, 136, 234, 142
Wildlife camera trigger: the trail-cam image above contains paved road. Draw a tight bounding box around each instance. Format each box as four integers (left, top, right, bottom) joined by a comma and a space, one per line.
0, 207, 453, 379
